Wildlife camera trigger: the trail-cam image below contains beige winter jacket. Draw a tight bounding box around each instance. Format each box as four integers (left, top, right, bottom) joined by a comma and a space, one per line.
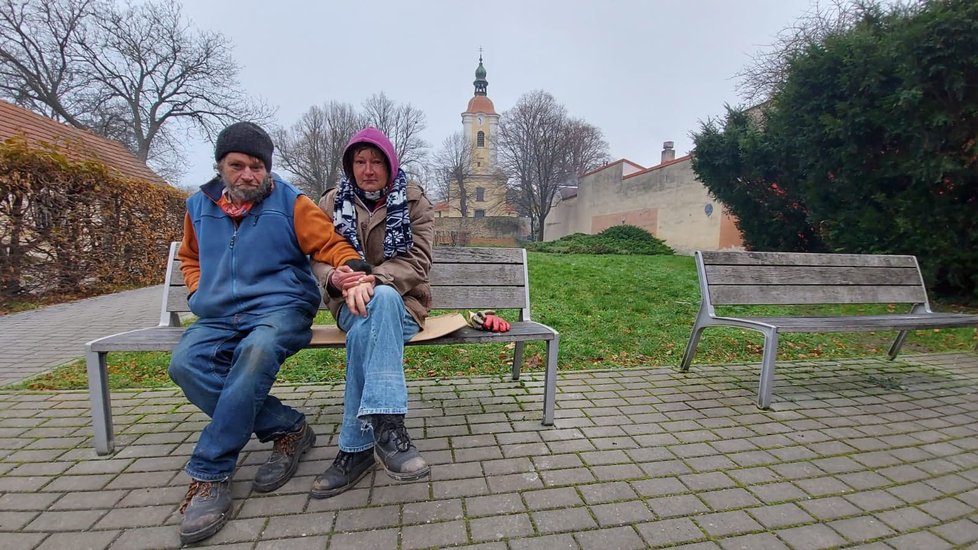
314, 183, 435, 327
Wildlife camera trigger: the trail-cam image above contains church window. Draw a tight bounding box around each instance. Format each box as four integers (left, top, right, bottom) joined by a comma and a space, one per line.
477, 131, 485, 147
474, 209, 486, 218
476, 187, 485, 202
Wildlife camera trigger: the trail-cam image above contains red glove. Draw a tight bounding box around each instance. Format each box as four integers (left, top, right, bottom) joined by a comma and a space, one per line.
482, 313, 511, 332
466, 310, 511, 332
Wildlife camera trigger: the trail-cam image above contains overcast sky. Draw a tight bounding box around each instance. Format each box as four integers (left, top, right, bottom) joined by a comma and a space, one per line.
174, 0, 822, 188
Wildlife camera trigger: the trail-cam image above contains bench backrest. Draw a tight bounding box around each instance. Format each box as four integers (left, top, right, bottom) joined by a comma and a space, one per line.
696, 251, 930, 309
159, 242, 533, 327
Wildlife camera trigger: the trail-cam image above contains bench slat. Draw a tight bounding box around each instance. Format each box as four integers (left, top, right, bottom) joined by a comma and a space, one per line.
704, 265, 923, 286
168, 261, 526, 288
725, 313, 978, 332
702, 251, 918, 268
166, 285, 529, 313
709, 284, 928, 305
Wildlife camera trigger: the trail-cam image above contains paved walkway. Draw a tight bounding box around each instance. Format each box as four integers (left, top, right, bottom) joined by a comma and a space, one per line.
0, 286, 165, 387
1, 351, 977, 549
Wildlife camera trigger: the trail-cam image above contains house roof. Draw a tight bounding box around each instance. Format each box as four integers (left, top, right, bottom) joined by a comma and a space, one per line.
0, 100, 168, 186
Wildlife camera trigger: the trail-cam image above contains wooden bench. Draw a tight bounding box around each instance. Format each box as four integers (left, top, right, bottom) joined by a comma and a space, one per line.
679, 251, 978, 409
86, 243, 559, 455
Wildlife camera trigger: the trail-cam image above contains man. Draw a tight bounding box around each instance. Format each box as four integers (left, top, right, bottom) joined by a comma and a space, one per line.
167, 121, 365, 545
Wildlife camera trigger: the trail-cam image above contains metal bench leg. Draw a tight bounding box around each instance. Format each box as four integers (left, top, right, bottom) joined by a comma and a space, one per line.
512, 341, 525, 381
888, 331, 910, 360
85, 348, 115, 455
756, 329, 779, 410
542, 334, 559, 425
679, 324, 706, 372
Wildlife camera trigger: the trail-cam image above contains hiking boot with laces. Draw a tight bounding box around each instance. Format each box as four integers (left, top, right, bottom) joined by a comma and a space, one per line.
370, 414, 430, 481
253, 422, 316, 493
179, 478, 232, 545
310, 449, 376, 499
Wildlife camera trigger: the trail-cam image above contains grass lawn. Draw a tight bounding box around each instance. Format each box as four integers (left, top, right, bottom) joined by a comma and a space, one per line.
14, 252, 978, 391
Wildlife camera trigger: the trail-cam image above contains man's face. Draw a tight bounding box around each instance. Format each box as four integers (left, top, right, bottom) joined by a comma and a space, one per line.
220, 152, 270, 203
352, 147, 389, 194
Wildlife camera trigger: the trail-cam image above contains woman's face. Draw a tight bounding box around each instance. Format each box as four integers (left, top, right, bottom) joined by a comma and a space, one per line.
352, 147, 389, 194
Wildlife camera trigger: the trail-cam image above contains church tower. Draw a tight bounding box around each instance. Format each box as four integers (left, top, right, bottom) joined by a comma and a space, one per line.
450, 55, 512, 218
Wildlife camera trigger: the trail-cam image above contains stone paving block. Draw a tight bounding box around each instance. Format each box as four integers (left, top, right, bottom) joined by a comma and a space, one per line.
887, 480, 945, 503
634, 517, 705, 547
401, 519, 469, 549
646, 494, 710, 519
522, 487, 583, 511
591, 500, 654, 527
745, 502, 815, 530
0, 491, 61, 511
236, 494, 309, 519
94, 504, 173, 529
327, 527, 399, 549
929, 516, 978, 546
481, 457, 533, 476
23, 509, 106, 531
886, 531, 955, 550
259, 510, 335, 539
468, 512, 533, 542
717, 532, 790, 550
508, 533, 577, 550
679, 471, 736, 492
0, 510, 40, 531
305, 487, 370, 513
919, 496, 974, 521
531, 506, 597, 535
574, 525, 646, 550
465, 493, 524, 517
827, 515, 897, 543
695, 510, 764, 537
333, 504, 400, 532
254, 535, 328, 550
539, 467, 595, 487
0, 532, 47, 550
401, 498, 462, 525
794, 476, 853, 498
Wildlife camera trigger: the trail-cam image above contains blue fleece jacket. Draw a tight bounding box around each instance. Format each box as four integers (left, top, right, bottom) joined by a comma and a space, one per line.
185, 175, 322, 318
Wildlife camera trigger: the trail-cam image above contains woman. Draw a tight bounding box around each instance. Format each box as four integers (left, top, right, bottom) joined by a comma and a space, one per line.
310, 127, 435, 498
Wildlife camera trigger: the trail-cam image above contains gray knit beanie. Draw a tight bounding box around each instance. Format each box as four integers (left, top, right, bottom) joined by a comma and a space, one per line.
214, 122, 273, 171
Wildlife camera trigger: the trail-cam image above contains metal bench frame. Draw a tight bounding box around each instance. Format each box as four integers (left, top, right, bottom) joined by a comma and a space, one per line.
86, 243, 559, 455
679, 250, 978, 409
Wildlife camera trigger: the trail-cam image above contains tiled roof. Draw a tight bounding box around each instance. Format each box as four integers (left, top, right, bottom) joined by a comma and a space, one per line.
464, 96, 497, 115
0, 100, 168, 186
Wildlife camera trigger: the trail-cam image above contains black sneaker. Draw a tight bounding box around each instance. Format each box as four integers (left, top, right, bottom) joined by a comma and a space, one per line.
310, 449, 376, 499
178, 478, 232, 545
370, 414, 430, 481
253, 422, 316, 493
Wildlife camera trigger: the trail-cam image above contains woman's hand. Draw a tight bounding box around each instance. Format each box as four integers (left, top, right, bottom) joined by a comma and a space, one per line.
343, 277, 376, 316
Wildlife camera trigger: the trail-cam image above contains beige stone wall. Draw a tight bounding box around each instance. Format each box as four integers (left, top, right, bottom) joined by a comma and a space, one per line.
544, 156, 743, 254
433, 216, 529, 247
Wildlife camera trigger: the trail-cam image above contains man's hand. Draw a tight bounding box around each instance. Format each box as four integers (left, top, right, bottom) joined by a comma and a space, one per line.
344, 277, 375, 317
330, 265, 369, 292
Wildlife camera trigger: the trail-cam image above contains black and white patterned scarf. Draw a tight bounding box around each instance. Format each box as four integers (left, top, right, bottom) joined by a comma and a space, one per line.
333, 168, 413, 260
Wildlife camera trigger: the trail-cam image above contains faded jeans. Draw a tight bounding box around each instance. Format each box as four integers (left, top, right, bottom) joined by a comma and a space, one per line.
168, 307, 313, 481
337, 285, 420, 452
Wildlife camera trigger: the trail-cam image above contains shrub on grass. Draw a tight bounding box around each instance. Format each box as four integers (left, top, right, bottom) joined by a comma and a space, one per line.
528, 225, 674, 255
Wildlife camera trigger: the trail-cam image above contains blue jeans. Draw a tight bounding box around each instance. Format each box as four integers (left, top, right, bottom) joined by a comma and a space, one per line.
168, 307, 313, 481
337, 285, 420, 452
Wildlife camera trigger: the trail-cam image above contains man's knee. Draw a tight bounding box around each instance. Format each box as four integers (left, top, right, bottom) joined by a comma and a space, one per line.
368, 285, 403, 310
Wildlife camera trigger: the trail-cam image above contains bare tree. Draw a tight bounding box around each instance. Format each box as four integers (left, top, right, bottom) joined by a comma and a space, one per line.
431, 132, 473, 216
498, 90, 609, 241
0, 0, 271, 181
362, 92, 428, 175
274, 101, 361, 198
563, 118, 611, 186
735, 0, 867, 104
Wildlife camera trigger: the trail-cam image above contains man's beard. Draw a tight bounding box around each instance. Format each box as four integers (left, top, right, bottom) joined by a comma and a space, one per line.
224, 175, 272, 203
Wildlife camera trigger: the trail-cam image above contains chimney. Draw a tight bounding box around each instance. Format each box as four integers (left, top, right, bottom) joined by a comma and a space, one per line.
661, 141, 675, 164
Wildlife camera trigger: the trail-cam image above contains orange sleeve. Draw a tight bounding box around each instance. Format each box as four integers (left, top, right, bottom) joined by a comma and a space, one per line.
177, 212, 201, 293
294, 195, 361, 266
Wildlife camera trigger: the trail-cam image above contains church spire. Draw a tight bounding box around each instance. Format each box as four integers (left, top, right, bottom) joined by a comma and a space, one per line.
473, 52, 488, 96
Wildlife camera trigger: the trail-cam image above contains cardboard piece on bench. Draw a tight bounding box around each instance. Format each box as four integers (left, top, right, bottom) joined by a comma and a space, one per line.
310, 313, 469, 345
